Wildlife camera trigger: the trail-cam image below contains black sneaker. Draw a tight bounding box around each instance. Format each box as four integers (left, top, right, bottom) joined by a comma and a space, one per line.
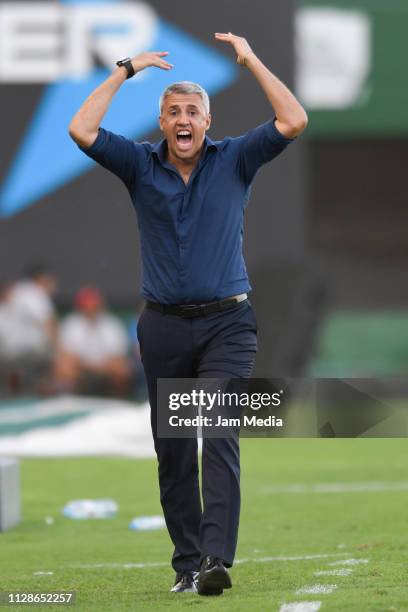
170, 571, 199, 593
197, 556, 232, 596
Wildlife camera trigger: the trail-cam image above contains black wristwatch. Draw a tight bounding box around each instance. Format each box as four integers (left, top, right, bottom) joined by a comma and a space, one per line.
116, 57, 135, 79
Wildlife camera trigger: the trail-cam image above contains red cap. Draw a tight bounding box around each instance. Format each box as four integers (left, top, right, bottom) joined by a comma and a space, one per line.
74, 286, 103, 310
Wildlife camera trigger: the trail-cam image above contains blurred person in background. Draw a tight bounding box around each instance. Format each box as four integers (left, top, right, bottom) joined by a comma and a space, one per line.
0, 282, 28, 393
54, 286, 130, 397
9, 265, 58, 346
0, 267, 57, 394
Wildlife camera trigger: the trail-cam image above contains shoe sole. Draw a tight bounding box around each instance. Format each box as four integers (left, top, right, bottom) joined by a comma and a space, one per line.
197, 567, 232, 596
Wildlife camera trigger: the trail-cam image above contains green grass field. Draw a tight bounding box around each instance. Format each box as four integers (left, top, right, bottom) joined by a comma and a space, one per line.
1, 439, 408, 611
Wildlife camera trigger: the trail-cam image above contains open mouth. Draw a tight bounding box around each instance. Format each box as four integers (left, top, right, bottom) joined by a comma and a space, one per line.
176, 130, 193, 148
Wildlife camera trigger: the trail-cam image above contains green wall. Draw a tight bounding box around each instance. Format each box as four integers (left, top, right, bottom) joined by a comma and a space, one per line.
298, 0, 408, 138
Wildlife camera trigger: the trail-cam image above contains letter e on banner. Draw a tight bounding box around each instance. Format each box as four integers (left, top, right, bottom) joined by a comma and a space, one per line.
0, 2, 61, 82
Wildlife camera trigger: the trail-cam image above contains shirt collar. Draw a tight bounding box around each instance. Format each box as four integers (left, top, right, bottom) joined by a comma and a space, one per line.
152, 135, 220, 164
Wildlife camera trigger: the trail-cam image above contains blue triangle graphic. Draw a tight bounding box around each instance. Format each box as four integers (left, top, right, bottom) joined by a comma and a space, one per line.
0, 15, 236, 218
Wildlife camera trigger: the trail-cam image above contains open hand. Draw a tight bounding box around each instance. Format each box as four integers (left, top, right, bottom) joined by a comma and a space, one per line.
131, 51, 173, 73
215, 32, 253, 65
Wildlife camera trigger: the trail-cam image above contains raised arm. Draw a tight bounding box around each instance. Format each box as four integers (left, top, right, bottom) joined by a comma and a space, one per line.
215, 33, 307, 139
68, 52, 173, 149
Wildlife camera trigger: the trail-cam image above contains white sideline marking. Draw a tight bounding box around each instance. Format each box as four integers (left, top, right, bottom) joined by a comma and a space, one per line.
71, 552, 349, 571
296, 584, 337, 595
329, 558, 368, 566
236, 553, 349, 564
74, 562, 168, 569
314, 569, 353, 576
33, 571, 54, 576
280, 603, 321, 612
261, 482, 408, 494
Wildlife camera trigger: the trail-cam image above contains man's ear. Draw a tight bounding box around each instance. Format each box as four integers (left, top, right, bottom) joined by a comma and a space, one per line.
158, 115, 164, 132
205, 113, 212, 131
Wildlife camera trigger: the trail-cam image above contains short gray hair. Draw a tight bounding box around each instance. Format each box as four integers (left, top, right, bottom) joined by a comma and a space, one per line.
159, 81, 210, 115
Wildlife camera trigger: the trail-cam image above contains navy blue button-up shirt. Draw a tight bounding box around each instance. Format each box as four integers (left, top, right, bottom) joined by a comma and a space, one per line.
81, 119, 293, 304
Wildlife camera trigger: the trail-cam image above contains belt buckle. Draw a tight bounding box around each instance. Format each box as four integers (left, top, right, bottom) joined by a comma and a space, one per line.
180, 304, 204, 318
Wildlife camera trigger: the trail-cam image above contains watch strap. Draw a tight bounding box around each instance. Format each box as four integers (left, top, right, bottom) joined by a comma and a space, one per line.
116, 58, 135, 79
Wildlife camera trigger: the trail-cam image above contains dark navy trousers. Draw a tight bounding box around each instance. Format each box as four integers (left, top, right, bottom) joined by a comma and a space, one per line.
137, 300, 258, 572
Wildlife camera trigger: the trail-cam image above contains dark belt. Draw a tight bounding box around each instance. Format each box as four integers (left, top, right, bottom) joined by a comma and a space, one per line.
146, 295, 248, 318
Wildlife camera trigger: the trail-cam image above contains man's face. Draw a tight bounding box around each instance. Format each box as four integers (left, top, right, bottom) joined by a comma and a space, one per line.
159, 93, 211, 162
37, 274, 57, 296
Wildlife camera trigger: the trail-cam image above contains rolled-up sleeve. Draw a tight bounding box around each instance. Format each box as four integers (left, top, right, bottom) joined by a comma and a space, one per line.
79, 128, 145, 189
235, 119, 294, 185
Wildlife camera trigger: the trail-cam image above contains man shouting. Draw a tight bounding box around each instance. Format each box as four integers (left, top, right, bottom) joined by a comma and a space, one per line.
69, 32, 307, 596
